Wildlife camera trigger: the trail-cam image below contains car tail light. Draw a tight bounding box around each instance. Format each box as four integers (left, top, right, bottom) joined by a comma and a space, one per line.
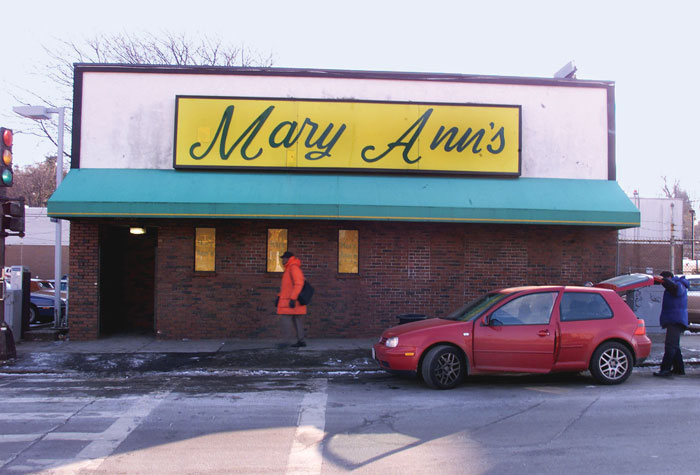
634, 319, 647, 335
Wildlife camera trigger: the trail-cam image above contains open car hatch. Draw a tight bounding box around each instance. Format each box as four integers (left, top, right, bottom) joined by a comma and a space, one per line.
595, 273, 655, 292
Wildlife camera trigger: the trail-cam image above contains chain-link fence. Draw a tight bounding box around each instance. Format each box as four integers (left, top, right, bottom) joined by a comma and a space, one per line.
617, 238, 700, 275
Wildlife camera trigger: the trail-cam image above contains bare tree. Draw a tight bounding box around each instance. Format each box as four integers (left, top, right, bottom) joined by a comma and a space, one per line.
12, 31, 274, 162
10, 157, 65, 207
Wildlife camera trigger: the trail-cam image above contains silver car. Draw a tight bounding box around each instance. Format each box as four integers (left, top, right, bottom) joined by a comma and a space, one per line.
686, 275, 700, 327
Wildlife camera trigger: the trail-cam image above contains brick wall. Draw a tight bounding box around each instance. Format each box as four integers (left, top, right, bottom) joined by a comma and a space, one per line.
67, 221, 100, 340
67, 218, 618, 340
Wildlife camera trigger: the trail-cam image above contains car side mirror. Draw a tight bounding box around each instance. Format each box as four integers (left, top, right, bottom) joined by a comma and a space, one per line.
481, 315, 501, 326
480, 316, 489, 326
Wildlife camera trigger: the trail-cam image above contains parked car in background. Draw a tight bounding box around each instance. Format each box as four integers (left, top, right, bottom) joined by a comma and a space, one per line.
686, 275, 700, 328
30, 279, 54, 293
29, 291, 67, 324
373, 275, 653, 389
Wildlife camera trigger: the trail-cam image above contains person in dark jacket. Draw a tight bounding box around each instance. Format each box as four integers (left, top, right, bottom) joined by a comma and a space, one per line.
276, 251, 307, 348
653, 271, 690, 377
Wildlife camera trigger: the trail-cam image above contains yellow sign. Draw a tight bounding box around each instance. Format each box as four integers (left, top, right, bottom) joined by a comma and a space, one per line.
174, 97, 520, 175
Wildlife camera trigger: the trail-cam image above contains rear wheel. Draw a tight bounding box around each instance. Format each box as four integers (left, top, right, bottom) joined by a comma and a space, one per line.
420, 345, 465, 389
589, 342, 633, 385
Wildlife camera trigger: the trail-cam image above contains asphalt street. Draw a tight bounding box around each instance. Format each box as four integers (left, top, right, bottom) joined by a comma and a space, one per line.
2, 365, 700, 474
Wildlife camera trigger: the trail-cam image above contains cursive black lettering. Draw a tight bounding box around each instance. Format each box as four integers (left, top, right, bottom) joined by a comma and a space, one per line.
189, 105, 274, 161
305, 122, 347, 160
486, 122, 506, 154
362, 108, 433, 164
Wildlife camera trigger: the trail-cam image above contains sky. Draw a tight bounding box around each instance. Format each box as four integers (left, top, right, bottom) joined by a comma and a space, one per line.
3, 0, 699, 206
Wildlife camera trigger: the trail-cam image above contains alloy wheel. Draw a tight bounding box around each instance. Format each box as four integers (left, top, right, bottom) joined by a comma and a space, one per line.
597, 347, 629, 381
434, 352, 461, 386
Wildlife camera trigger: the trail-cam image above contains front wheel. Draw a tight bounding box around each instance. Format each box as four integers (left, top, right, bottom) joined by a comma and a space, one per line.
29, 305, 39, 324
589, 342, 633, 385
420, 345, 465, 389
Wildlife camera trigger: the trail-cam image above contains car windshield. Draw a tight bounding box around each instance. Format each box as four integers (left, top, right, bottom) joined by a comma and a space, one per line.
442, 292, 510, 322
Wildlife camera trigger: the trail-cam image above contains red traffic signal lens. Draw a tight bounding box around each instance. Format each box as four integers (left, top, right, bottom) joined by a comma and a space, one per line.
2, 128, 11, 147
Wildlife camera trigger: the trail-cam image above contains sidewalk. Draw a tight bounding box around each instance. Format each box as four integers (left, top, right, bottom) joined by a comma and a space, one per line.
0, 335, 380, 375
2, 332, 700, 375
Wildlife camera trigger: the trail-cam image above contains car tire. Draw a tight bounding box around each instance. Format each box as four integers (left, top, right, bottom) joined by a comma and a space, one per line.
420, 345, 465, 390
589, 342, 633, 385
29, 305, 39, 324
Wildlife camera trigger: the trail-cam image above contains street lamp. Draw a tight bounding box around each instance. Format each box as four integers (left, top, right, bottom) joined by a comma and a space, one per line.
13, 105, 66, 328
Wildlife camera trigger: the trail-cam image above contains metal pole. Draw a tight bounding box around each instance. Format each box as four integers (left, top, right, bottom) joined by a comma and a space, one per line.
692, 209, 697, 273
53, 108, 64, 328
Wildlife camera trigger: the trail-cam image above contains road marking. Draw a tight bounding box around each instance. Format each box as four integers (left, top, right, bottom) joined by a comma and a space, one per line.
286, 378, 328, 475
0, 434, 45, 443
43, 432, 106, 441
44, 388, 172, 474
0, 413, 74, 421
3, 396, 124, 404
0, 411, 124, 421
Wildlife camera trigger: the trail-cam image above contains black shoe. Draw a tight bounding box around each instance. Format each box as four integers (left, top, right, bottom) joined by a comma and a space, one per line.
671, 369, 685, 375
291, 340, 307, 348
653, 369, 673, 377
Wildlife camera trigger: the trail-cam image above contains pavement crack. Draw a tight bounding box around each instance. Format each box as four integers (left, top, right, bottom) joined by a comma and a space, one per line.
548, 395, 600, 443
473, 400, 546, 432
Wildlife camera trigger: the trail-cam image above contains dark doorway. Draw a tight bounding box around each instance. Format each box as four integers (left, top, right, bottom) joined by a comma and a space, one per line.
99, 226, 157, 336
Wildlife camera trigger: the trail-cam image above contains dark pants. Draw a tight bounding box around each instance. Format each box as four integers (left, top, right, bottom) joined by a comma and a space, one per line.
280, 315, 304, 342
660, 323, 685, 372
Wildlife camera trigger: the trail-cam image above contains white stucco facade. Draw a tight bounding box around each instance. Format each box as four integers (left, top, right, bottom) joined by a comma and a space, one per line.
76, 68, 612, 180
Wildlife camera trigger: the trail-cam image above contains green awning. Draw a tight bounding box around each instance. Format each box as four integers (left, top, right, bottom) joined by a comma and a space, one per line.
47, 169, 640, 228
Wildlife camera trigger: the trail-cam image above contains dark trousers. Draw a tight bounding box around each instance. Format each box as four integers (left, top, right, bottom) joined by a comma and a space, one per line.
660, 323, 685, 372
280, 315, 304, 342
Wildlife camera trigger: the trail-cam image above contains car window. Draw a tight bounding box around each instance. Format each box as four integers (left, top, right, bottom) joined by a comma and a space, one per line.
489, 292, 557, 326
688, 279, 700, 292
560, 292, 613, 322
444, 292, 510, 321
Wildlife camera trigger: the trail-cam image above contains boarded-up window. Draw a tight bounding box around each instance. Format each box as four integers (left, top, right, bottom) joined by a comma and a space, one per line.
339, 230, 359, 274
267, 229, 288, 272
195, 228, 216, 272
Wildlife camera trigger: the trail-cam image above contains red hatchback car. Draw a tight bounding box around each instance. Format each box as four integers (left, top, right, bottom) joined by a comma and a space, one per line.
373, 274, 654, 389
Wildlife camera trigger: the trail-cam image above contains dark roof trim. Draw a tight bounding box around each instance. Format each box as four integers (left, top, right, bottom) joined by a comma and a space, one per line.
72, 63, 615, 88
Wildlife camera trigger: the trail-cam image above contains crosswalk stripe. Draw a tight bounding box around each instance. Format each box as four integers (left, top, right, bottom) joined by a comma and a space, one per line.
286, 378, 328, 475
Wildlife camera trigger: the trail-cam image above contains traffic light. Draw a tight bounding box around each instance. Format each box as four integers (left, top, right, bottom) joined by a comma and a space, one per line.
0, 128, 13, 187
1, 199, 24, 235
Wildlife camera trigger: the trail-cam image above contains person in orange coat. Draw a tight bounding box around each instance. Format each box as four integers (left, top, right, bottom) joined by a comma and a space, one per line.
276, 251, 307, 347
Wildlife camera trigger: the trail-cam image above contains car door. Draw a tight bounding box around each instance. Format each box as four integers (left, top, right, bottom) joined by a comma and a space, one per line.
473, 291, 559, 372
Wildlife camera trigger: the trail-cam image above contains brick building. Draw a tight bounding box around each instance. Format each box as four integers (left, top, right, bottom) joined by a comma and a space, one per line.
48, 65, 639, 340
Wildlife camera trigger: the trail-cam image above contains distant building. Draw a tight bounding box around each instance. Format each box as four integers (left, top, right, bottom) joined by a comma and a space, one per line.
5, 207, 69, 279
618, 197, 684, 274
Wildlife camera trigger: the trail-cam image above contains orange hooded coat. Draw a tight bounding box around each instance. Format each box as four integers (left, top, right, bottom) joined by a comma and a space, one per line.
276, 256, 307, 315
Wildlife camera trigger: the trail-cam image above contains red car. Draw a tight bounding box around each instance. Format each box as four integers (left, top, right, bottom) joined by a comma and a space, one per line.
373, 274, 654, 389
